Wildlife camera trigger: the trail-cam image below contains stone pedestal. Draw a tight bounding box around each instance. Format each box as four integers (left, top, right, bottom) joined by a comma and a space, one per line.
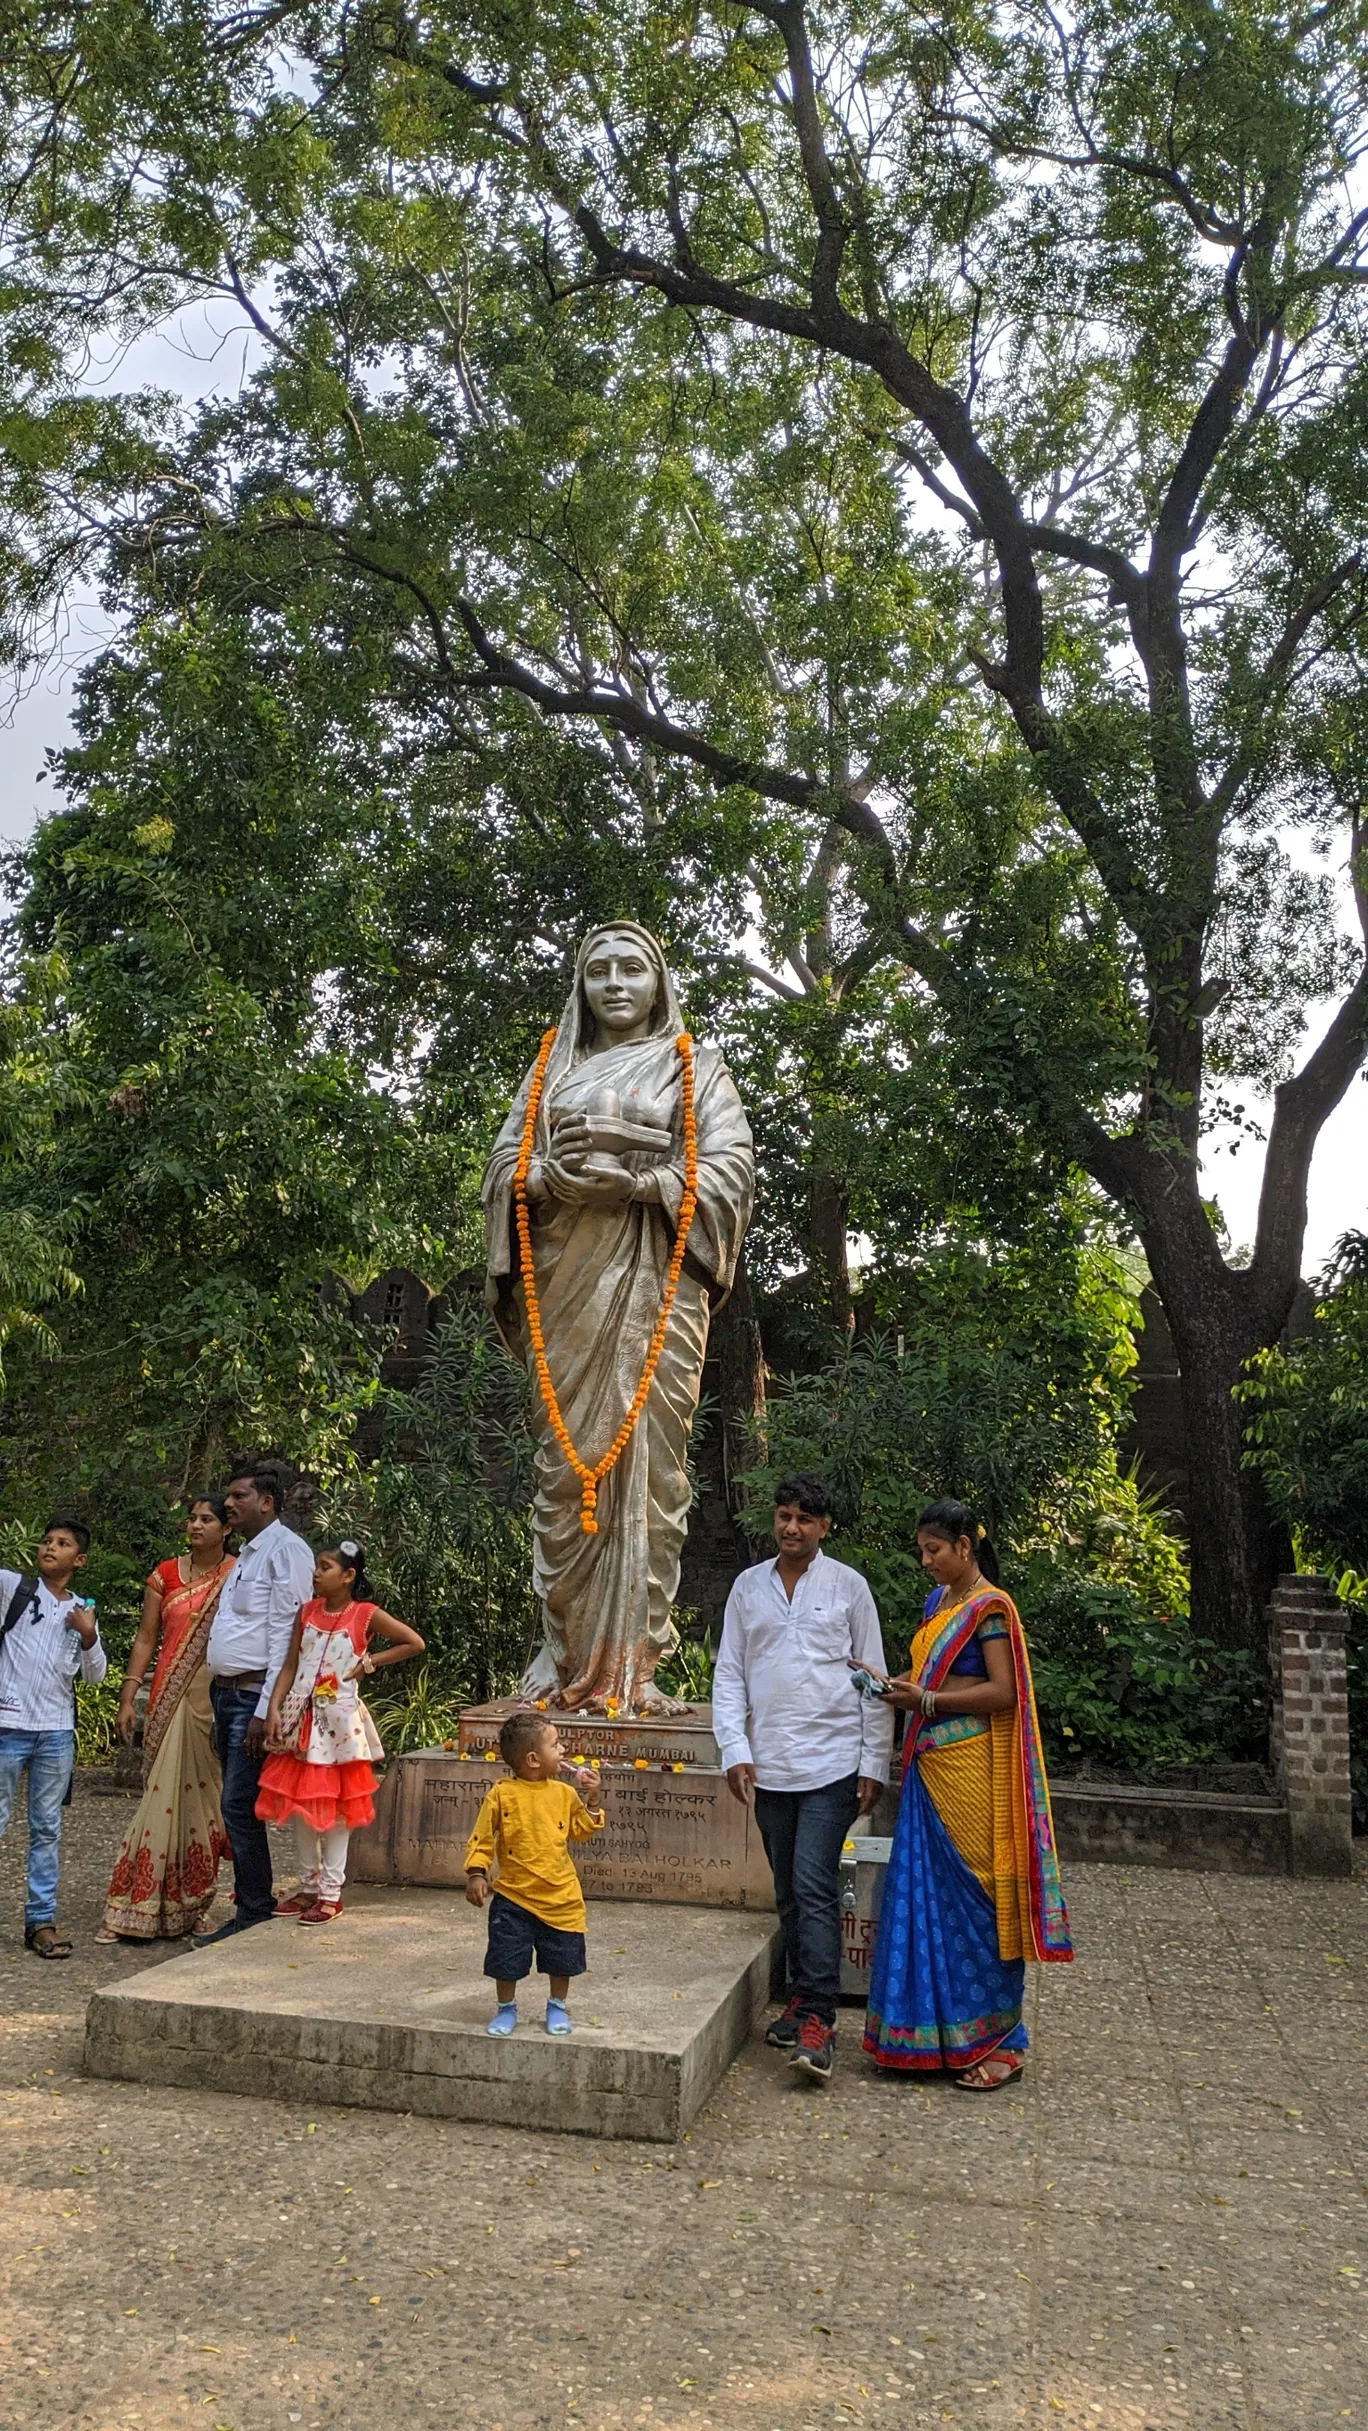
350, 1746, 775, 1908
457, 1697, 719, 1768
1268, 1571, 1353, 1878
84, 1888, 780, 2142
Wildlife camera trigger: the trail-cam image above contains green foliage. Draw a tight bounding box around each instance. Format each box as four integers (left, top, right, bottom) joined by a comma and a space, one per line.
740, 1222, 1165, 1659
0, 762, 467, 1533
654, 1618, 716, 1708
364, 1664, 471, 1760
336, 1305, 539, 1712
1021, 1563, 1267, 1775
1239, 1232, 1368, 1573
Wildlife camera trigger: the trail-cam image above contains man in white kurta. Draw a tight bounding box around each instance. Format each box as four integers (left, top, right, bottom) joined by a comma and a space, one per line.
713, 1474, 892, 2082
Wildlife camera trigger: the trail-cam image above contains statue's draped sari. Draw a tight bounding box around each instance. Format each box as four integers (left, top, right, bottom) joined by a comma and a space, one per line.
484, 927, 754, 1707
102, 1556, 233, 1939
865, 1584, 1072, 2072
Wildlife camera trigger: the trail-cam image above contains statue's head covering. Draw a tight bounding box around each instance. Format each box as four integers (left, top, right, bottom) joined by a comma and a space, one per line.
555, 922, 685, 1065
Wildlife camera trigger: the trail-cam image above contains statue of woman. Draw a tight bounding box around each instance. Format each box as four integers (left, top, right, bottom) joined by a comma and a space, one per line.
483, 923, 754, 1711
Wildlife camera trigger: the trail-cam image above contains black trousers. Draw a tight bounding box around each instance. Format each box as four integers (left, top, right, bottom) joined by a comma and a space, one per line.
210, 1682, 274, 1924
753, 1773, 861, 2026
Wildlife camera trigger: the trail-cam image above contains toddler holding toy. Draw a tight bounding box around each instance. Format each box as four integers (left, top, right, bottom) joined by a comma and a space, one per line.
464, 1709, 605, 2035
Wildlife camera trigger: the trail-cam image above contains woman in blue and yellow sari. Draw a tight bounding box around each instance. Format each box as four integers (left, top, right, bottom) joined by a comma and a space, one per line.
864, 1499, 1072, 2090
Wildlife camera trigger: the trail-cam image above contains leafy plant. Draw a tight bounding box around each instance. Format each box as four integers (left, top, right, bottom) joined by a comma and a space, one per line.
655, 1618, 715, 1707
1240, 1232, 1368, 1573
364, 1664, 471, 1759
1021, 1563, 1268, 1776
329, 1303, 539, 1714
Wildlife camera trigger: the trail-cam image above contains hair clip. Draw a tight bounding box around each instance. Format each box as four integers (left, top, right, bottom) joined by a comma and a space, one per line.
339, 1538, 360, 1558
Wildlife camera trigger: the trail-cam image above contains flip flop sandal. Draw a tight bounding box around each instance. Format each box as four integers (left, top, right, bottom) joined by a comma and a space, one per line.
25, 1925, 74, 1960
953, 2053, 1024, 2094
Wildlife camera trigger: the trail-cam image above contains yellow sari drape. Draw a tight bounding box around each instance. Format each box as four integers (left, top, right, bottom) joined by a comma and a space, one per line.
908, 1593, 1068, 1966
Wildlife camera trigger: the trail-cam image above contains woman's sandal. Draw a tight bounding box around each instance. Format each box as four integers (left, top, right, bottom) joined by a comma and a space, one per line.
953, 2052, 1024, 2094
93, 1926, 125, 1944
25, 1924, 74, 1961
272, 1891, 315, 1917
297, 1899, 343, 1926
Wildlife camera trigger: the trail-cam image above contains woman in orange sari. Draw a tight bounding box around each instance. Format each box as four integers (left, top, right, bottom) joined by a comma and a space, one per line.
864, 1499, 1072, 2089
96, 1498, 235, 1942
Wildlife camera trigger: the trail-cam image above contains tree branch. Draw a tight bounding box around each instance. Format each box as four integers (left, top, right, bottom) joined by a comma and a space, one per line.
1249, 882, 1368, 1317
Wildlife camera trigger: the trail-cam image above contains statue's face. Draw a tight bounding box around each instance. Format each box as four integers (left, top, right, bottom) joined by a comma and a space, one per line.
582, 933, 658, 1037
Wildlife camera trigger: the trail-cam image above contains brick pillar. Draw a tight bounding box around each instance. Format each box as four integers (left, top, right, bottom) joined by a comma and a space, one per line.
1268, 1572, 1353, 1878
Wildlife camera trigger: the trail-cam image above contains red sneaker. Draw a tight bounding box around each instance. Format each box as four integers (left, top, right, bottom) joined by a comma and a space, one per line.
789, 2015, 834, 2082
765, 1993, 808, 2049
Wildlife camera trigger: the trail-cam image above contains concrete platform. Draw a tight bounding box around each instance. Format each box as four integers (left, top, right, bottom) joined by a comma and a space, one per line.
83, 1887, 781, 2143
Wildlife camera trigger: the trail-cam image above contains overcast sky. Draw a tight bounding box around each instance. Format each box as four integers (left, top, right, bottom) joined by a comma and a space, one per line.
1, 308, 1362, 1279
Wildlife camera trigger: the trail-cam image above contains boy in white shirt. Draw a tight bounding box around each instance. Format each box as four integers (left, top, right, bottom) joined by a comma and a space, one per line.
713, 1473, 892, 2082
0, 1515, 106, 1958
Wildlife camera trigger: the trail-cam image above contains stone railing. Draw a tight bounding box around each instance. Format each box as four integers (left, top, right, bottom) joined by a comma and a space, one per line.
1267, 1572, 1353, 1878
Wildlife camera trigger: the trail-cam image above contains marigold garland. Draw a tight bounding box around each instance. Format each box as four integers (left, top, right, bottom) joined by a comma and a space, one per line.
514, 1026, 698, 1534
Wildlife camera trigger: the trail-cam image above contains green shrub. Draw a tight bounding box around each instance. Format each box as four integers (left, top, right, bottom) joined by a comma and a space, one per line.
1020, 1559, 1267, 1775
365, 1663, 471, 1757
326, 1304, 539, 1709
655, 1618, 715, 1706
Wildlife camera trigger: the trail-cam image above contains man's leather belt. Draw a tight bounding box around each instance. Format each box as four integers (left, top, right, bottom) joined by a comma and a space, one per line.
212, 1670, 267, 1690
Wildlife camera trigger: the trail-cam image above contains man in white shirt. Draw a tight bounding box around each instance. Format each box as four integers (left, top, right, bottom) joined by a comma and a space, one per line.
0, 1515, 106, 1958
713, 1472, 892, 2083
199, 1462, 315, 1942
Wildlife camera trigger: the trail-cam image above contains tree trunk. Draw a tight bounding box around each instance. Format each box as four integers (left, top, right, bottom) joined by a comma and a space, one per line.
807, 1166, 853, 1331
1158, 1279, 1293, 1650
715, 1248, 767, 1506
1107, 1150, 1297, 1652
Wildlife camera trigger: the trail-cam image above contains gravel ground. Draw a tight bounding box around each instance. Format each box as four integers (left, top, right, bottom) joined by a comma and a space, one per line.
0, 1780, 1365, 2431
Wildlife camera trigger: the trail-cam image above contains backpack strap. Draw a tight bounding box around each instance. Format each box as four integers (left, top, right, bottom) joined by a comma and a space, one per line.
0, 1575, 42, 1651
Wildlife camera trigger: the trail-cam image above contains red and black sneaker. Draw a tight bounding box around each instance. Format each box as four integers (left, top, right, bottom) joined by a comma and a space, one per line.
764, 1993, 808, 2049
788, 2015, 834, 2082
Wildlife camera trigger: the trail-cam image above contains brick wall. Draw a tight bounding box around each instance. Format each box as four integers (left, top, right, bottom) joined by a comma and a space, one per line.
1268, 1573, 1353, 1878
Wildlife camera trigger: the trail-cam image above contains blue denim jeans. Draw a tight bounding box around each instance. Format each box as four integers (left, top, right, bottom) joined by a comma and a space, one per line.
753, 1772, 862, 2026
0, 1728, 75, 1927
210, 1682, 275, 1924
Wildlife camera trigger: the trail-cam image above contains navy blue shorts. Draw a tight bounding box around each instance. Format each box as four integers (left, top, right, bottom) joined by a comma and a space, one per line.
483, 1891, 587, 1981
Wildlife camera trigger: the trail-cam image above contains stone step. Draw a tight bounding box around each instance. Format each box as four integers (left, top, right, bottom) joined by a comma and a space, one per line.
84, 1889, 782, 2143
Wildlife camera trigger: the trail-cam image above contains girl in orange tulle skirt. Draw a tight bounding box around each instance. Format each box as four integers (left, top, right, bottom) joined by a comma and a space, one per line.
257, 1541, 424, 1924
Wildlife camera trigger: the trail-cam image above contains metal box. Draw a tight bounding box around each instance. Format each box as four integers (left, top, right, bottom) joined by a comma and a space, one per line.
839, 1831, 892, 1997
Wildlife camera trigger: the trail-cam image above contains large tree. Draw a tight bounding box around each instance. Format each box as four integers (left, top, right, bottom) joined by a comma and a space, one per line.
11, 1, 1368, 1647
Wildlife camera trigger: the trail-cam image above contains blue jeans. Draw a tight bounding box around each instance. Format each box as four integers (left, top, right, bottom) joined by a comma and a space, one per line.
210, 1683, 274, 1924
754, 1772, 861, 2026
0, 1728, 74, 1928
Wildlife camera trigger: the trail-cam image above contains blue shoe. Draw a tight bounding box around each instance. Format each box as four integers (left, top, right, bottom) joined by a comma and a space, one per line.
487, 2003, 518, 2037
545, 2000, 573, 2036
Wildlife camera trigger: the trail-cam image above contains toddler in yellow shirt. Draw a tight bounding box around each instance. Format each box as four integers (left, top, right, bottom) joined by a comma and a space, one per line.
464, 1709, 606, 2036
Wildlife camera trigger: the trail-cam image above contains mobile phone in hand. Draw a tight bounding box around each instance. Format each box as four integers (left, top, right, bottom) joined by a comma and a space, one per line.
848, 1664, 890, 1700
